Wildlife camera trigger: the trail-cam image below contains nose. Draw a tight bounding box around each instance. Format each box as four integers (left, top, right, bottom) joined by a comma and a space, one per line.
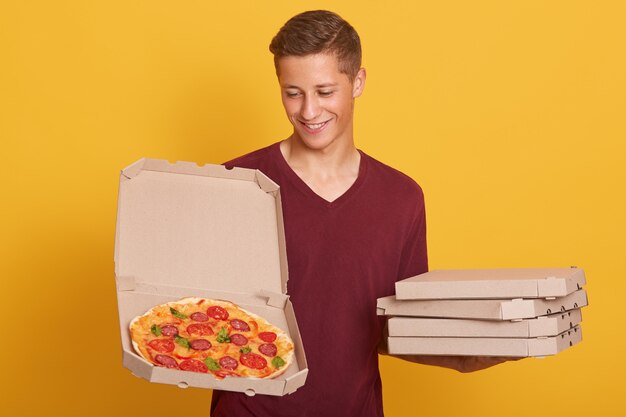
299, 94, 321, 121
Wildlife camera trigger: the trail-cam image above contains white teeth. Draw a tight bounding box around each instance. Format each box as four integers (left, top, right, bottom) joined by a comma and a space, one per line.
305, 122, 325, 129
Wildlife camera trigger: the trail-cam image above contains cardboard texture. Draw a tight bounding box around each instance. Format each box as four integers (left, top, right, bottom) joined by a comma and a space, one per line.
377, 288, 588, 320
114, 158, 308, 396
387, 309, 582, 338
387, 325, 582, 357
395, 268, 586, 300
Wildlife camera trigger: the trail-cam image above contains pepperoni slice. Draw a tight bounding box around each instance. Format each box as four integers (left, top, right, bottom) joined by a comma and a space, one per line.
214, 369, 236, 379
230, 319, 250, 331
187, 323, 214, 336
219, 356, 238, 370
190, 312, 209, 322
189, 339, 212, 351
229, 334, 248, 346
179, 359, 208, 373
207, 306, 229, 321
258, 343, 277, 357
258, 332, 277, 342
240, 352, 267, 369
148, 339, 175, 353
160, 325, 179, 337
154, 354, 179, 369
174, 353, 193, 360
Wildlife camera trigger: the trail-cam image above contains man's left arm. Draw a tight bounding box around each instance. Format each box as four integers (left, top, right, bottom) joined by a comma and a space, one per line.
378, 322, 521, 373
385, 190, 522, 372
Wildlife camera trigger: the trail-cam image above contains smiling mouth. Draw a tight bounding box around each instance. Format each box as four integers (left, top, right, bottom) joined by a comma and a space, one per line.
299, 120, 330, 132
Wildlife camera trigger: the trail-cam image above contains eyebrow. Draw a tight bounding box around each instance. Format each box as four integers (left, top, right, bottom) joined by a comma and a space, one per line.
283, 82, 339, 89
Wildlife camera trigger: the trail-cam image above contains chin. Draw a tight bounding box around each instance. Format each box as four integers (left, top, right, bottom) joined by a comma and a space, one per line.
301, 137, 337, 152
293, 130, 338, 151
303, 136, 331, 147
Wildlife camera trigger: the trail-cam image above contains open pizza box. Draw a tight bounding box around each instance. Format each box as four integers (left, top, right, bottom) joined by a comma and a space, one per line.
114, 158, 308, 396
387, 325, 582, 357
395, 268, 586, 300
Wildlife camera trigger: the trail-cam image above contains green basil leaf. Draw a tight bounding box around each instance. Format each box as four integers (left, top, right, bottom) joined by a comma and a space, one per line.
216, 327, 231, 343
239, 346, 251, 354
174, 335, 190, 349
204, 357, 221, 371
272, 356, 285, 369
170, 307, 188, 320
150, 324, 162, 337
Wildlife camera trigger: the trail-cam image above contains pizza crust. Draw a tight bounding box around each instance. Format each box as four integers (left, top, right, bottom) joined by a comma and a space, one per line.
129, 297, 295, 380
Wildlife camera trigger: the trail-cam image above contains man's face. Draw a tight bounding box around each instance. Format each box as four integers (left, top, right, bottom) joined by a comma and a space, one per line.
277, 53, 365, 152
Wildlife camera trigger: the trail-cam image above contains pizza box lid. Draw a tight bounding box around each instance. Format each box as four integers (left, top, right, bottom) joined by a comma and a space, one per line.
377, 288, 588, 320
387, 325, 582, 357
114, 158, 308, 396
115, 158, 288, 296
395, 268, 586, 300
387, 309, 582, 338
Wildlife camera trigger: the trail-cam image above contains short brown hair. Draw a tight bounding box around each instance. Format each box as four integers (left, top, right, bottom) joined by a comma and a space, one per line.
269, 10, 362, 80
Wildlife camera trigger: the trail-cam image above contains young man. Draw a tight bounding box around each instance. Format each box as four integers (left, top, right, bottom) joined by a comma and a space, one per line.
211, 10, 511, 417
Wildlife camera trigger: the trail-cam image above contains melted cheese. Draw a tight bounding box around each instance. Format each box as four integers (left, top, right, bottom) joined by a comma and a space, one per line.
130, 298, 294, 379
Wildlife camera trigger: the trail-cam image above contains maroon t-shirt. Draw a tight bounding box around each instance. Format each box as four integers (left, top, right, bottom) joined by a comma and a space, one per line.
211, 142, 428, 417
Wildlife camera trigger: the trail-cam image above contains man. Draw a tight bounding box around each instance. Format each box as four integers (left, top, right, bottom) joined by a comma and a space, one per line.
211, 10, 512, 417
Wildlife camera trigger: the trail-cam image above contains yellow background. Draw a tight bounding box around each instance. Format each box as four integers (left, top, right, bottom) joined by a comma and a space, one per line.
2, 1, 625, 416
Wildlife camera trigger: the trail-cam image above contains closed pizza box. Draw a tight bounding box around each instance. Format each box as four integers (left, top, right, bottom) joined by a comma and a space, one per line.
377, 288, 588, 320
395, 268, 585, 300
387, 325, 582, 357
114, 158, 308, 396
387, 309, 582, 338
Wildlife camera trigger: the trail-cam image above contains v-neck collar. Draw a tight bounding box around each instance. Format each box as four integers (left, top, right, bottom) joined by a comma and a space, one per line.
273, 142, 368, 209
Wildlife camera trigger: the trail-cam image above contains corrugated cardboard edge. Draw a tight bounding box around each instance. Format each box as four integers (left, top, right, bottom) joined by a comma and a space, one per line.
377, 289, 588, 320
386, 316, 535, 337
528, 325, 583, 356
282, 301, 309, 395
121, 158, 257, 181
266, 177, 289, 295
376, 296, 505, 320
387, 309, 583, 338
387, 325, 582, 357
501, 289, 588, 320
528, 309, 583, 337
122, 349, 286, 394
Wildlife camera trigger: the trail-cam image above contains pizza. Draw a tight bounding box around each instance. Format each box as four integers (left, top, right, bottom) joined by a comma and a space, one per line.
129, 297, 294, 379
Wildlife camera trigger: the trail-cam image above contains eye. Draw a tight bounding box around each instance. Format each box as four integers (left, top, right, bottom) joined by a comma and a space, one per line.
285, 90, 301, 98
318, 90, 334, 97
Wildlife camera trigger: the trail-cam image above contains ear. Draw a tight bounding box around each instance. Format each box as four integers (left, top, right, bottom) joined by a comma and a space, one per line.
352, 68, 366, 98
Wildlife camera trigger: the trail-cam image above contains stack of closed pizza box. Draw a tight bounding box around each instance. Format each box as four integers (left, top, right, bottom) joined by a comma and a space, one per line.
377, 268, 588, 357
114, 158, 308, 396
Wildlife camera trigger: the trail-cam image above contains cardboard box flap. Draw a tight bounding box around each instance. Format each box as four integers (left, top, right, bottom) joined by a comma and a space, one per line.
115, 158, 287, 296
121, 158, 264, 182
395, 267, 586, 300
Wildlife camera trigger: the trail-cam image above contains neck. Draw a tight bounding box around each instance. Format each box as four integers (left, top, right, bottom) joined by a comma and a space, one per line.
280, 135, 360, 176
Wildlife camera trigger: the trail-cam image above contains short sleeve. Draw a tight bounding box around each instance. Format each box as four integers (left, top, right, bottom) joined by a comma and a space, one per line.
396, 188, 428, 280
